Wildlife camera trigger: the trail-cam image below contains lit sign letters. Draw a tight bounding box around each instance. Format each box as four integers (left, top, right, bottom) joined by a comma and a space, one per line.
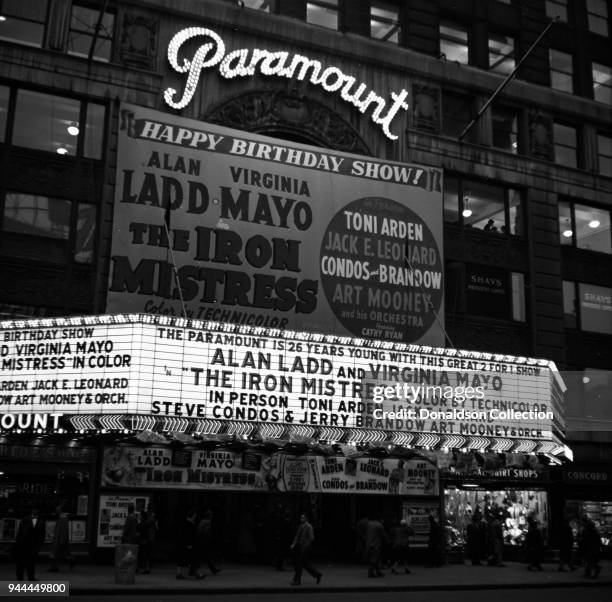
164, 27, 410, 140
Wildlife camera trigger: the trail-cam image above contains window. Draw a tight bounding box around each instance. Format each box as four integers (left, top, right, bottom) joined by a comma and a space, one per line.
559, 200, 573, 244
586, 0, 609, 36
441, 90, 472, 138
558, 201, 612, 253
488, 33, 515, 75
579, 283, 612, 334
553, 122, 577, 168
465, 264, 526, 321
1, 193, 96, 265
307, 0, 338, 30
242, 0, 272, 11
370, 1, 400, 44
550, 49, 574, 93
444, 175, 523, 236
68, 3, 115, 62
562, 280, 577, 328
0, 85, 8, 142
598, 134, 612, 177
439, 20, 468, 64
545, 0, 568, 21
10, 89, 106, 159
0, 0, 48, 47
592, 62, 612, 104
492, 106, 518, 153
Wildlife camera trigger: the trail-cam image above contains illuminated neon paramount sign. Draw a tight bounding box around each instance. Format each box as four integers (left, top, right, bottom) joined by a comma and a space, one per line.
164, 27, 409, 140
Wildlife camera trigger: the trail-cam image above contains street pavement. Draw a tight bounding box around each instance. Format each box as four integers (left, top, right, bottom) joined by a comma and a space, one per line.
1, 560, 611, 595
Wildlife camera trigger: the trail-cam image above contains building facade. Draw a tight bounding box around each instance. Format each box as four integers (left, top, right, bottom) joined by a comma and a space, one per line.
0, 0, 611, 561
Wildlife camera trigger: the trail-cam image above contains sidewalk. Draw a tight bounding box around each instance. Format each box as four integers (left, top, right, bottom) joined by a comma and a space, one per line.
1, 561, 611, 595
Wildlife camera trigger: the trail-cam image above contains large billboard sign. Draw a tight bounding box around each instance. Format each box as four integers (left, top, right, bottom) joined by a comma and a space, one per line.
100, 445, 439, 496
107, 103, 444, 346
0, 315, 565, 447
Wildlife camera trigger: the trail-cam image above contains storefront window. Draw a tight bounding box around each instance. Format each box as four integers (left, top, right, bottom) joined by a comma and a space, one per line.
68, 3, 115, 62
565, 501, 612, 551
306, 0, 338, 30
488, 33, 514, 75
370, 1, 400, 44
445, 488, 549, 547
0, 0, 48, 47
550, 49, 574, 93
439, 20, 468, 64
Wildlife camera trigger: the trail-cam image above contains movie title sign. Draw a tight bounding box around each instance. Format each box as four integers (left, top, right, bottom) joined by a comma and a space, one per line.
0, 315, 564, 442
109, 103, 444, 346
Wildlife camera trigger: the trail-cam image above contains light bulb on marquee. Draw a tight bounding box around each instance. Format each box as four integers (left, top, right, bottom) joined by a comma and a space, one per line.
164, 27, 410, 140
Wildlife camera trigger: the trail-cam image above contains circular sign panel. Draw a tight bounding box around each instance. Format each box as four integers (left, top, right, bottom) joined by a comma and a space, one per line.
320, 197, 443, 343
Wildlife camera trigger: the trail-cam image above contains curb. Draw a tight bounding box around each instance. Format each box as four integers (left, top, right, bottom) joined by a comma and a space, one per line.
70, 578, 612, 595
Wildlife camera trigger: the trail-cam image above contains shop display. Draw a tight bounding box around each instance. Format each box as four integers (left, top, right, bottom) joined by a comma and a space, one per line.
565, 500, 612, 550
445, 488, 548, 546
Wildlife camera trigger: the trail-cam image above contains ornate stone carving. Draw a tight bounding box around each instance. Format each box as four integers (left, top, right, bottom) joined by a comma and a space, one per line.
204, 90, 370, 155
529, 110, 553, 161
411, 82, 440, 134
120, 13, 159, 70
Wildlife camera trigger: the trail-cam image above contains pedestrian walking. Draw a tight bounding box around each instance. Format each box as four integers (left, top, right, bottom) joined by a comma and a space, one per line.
365, 516, 388, 577
579, 518, 602, 579
525, 517, 544, 571
466, 513, 484, 566
137, 508, 158, 574
14, 508, 45, 581
121, 504, 140, 545
176, 509, 198, 580
390, 519, 413, 574
290, 513, 322, 586
194, 510, 220, 578
558, 518, 576, 572
488, 512, 505, 567
427, 515, 443, 567
48, 506, 73, 572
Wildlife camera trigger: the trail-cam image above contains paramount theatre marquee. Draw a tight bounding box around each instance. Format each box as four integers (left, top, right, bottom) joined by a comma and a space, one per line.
0, 314, 569, 459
